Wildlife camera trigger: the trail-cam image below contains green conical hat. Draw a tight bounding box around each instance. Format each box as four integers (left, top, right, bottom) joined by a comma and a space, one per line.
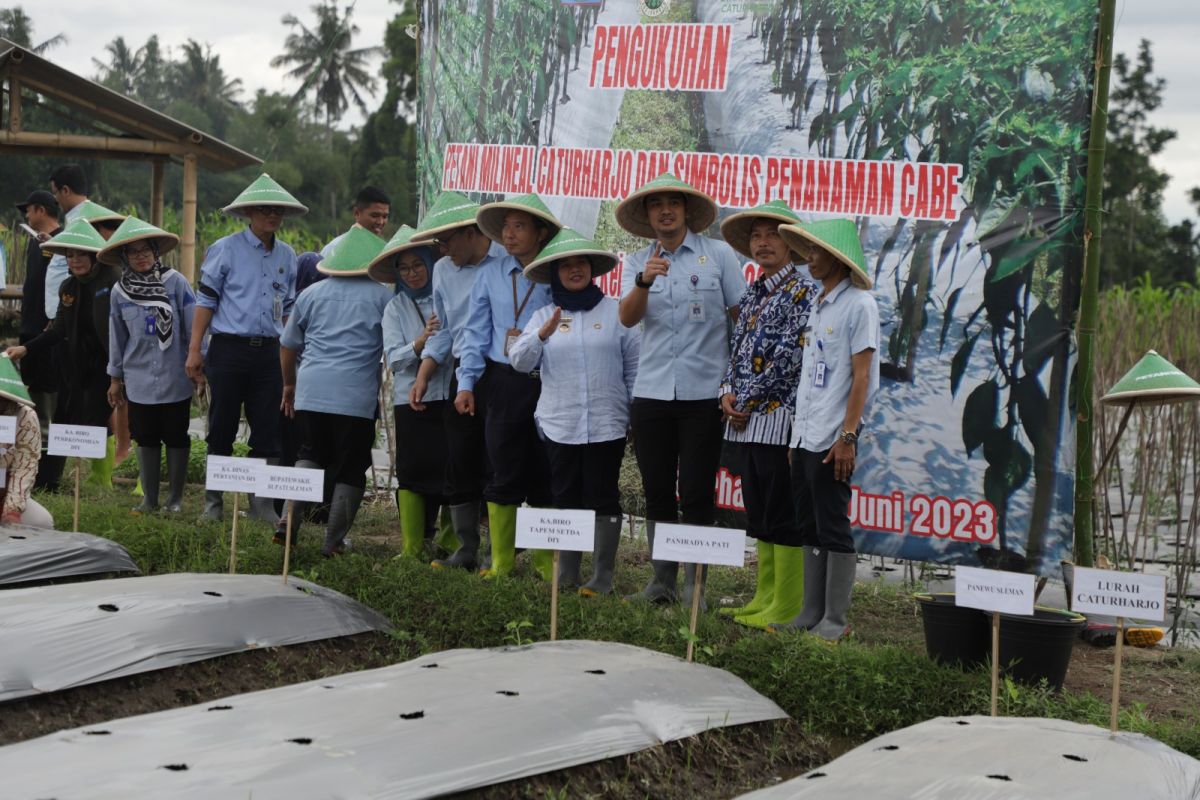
367, 225, 436, 284
411, 191, 481, 242
719, 200, 804, 260
42, 218, 107, 255
97, 216, 180, 266
71, 199, 126, 225
779, 219, 872, 289
316, 226, 388, 277
476, 193, 563, 245
0, 355, 34, 408
615, 172, 718, 239
223, 173, 308, 218
523, 228, 619, 285
1101, 350, 1200, 407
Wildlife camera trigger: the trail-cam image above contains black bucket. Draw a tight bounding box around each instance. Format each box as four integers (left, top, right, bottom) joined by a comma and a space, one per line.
999, 606, 1086, 691
915, 593, 990, 669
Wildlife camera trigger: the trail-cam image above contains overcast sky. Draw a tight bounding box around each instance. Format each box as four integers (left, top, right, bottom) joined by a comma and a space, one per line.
41, 0, 1200, 222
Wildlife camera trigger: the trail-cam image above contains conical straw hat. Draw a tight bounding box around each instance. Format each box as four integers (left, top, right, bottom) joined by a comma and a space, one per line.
476, 193, 563, 244
71, 199, 126, 225
615, 172, 718, 239
316, 226, 388, 277
523, 228, 619, 285
367, 225, 436, 284
411, 191, 482, 242
97, 217, 180, 266
719, 200, 804, 260
1100, 350, 1200, 407
0, 355, 34, 408
779, 219, 872, 289
42, 218, 107, 255
223, 173, 308, 218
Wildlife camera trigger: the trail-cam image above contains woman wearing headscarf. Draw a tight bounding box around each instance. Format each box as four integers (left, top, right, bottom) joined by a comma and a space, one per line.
99, 217, 195, 513
5, 219, 119, 484
370, 226, 457, 560
0, 355, 55, 528
509, 229, 640, 595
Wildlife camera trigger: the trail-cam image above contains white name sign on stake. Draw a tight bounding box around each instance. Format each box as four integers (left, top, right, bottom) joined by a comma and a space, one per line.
47, 424, 107, 459
1072, 567, 1168, 622
205, 455, 267, 493
955, 565, 1036, 616
516, 507, 595, 552
0, 416, 16, 445
653, 523, 746, 567
254, 464, 324, 502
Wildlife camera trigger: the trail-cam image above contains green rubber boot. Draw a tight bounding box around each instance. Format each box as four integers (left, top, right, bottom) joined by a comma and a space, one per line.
481, 502, 517, 578
737, 544, 806, 630
433, 505, 458, 555
86, 436, 116, 490
721, 540, 775, 617
397, 489, 426, 559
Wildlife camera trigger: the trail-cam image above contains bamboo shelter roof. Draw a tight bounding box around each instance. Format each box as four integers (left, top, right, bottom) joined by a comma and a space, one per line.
0, 38, 260, 171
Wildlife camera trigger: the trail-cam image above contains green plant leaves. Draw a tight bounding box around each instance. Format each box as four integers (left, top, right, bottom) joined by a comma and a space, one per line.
962, 378, 998, 455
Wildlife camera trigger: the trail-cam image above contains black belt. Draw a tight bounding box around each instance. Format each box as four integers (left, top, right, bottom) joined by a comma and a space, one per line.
486, 358, 539, 380
213, 333, 278, 347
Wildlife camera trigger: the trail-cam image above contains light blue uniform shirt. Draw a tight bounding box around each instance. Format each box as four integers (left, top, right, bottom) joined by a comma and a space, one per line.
280, 275, 392, 419
789, 278, 880, 453
457, 254, 553, 392
107, 270, 196, 405
423, 242, 507, 367
45, 202, 83, 320
383, 292, 451, 406
510, 297, 641, 445
620, 230, 745, 401
196, 228, 297, 338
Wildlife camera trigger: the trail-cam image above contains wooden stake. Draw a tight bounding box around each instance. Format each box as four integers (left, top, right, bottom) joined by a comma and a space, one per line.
72, 458, 81, 532
686, 563, 705, 663
990, 611, 1000, 716
281, 502, 294, 585
228, 493, 240, 575
1110, 616, 1125, 733
550, 550, 560, 642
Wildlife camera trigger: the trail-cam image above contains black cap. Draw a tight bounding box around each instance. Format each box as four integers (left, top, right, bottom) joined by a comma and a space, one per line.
16, 189, 59, 215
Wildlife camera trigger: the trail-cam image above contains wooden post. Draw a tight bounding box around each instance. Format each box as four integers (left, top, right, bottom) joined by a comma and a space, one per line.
1110, 616, 1125, 733
180, 152, 198, 282
72, 458, 81, 532
281, 501, 294, 585
228, 493, 240, 575
151, 160, 165, 227
686, 563, 705, 662
550, 550, 560, 642
8, 76, 21, 132
990, 612, 1001, 716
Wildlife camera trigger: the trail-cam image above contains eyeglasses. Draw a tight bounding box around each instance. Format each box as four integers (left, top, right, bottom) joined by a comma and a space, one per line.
125, 245, 155, 257
396, 264, 425, 275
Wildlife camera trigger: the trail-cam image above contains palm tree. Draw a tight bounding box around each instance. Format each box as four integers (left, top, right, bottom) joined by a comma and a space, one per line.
0, 7, 67, 54
271, 1, 383, 137
92, 37, 145, 96
170, 40, 243, 136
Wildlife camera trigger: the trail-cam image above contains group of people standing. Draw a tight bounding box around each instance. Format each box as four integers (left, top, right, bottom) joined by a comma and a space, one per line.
5, 164, 879, 641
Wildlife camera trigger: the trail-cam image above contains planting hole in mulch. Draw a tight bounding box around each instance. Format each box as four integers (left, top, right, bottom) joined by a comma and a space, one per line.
203, 591, 223, 597
496, 690, 518, 696
98, 604, 119, 612
288, 738, 313, 745
400, 711, 425, 720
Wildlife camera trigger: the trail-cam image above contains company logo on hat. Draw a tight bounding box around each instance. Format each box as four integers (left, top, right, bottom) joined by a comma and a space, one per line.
639, 0, 671, 17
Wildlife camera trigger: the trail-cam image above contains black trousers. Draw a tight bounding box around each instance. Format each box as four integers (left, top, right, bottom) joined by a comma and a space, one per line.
544, 438, 626, 515
790, 446, 855, 553
735, 442, 802, 546
443, 366, 488, 504
630, 397, 723, 525
395, 401, 448, 500
204, 335, 282, 459
128, 398, 191, 449
295, 410, 376, 489
482, 361, 551, 507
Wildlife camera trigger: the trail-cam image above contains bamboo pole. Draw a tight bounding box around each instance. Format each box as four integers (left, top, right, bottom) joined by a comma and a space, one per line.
181, 153, 198, 282
1072, 0, 1116, 569
990, 611, 1001, 716
72, 458, 81, 533
8, 76, 21, 132
1110, 617, 1125, 733
686, 564, 705, 663
151, 161, 165, 227
0, 129, 189, 156
228, 493, 240, 575
550, 550, 560, 642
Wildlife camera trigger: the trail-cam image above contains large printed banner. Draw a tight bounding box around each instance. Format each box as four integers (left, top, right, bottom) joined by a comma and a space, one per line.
420, 0, 1101, 575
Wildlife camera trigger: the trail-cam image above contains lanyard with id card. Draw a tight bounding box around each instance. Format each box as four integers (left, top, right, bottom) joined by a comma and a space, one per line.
144, 312, 158, 336
272, 283, 284, 322
504, 272, 537, 357
813, 338, 827, 388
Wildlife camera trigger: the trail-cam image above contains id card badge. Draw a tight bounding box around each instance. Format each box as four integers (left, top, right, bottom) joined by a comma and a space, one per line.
144, 313, 157, 336
504, 326, 522, 356
689, 300, 706, 323
272, 295, 283, 322
814, 360, 828, 388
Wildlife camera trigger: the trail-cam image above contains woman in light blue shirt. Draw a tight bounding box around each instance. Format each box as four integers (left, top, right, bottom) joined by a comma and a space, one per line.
371, 226, 456, 561
510, 230, 640, 596
99, 217, 194, 514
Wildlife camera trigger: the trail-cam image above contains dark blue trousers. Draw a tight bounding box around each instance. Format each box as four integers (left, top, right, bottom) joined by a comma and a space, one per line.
204, 335, 283, 459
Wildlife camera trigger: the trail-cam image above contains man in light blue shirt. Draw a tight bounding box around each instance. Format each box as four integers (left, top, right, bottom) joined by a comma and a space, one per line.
187, 174, 307, 523
280, 227, 392, 556
617, 173, 744, 609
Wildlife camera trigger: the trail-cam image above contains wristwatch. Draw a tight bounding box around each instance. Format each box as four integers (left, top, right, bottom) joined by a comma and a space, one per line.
840, 429, 859, 445
634, 271, 654, 289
